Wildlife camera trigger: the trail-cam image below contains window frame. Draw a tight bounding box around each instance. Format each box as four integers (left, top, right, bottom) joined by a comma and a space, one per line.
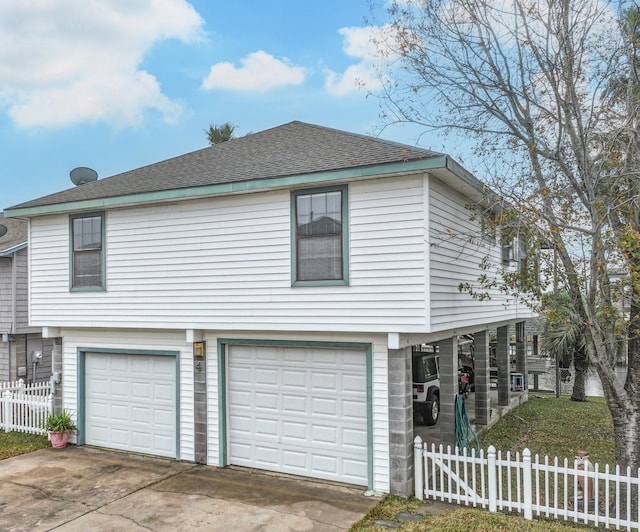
291, 185, 349, 286
69, 212, 106, 291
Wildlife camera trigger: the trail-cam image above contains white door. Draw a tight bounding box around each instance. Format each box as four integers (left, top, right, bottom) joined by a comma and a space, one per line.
85, 352, 176, 458
228, 345, 368, 485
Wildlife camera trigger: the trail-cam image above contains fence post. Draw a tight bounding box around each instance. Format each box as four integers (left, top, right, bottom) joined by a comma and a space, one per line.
488, 445, 497, 513
2, 390, 13, 432
522, 448, 533, 520
414, 436, 424, 500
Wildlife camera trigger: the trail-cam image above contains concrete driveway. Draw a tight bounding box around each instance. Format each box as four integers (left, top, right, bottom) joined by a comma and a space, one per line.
0, 446, 380, 531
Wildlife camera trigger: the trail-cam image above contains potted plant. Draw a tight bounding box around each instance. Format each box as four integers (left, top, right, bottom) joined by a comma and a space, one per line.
44, 411, 77, 448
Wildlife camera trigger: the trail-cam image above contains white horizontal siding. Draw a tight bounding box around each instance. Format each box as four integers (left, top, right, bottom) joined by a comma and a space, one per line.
29, 176, 428, 333
429, 177, 532, 331
59, 328, 194, 461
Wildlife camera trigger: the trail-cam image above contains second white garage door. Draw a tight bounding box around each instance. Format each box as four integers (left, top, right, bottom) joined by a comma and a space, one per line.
85, 352, 177, 458
227, 344, 368, 486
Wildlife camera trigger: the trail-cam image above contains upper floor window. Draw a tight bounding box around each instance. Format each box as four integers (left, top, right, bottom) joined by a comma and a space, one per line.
70, 213, 105, 290
292, 185, 348, 285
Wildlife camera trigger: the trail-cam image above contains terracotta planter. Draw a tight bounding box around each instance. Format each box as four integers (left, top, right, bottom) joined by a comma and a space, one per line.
49, 431, 69, 449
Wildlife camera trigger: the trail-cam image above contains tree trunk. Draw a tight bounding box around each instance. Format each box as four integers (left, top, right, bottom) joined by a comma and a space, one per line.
571, 348, 588, 402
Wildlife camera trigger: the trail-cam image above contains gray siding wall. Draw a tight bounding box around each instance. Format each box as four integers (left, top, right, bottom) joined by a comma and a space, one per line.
15, 249, 36, 333
0, 342, 8, 381
0, 257, 12, 334
0, 257, 13, 381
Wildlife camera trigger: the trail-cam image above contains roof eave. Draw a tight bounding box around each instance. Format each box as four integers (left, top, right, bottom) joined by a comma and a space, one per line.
0, 242, 28, 256
4, 156, 451, 218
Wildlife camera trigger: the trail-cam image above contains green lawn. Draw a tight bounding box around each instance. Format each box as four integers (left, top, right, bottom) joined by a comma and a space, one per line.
350, 395, 614, 531
0, 431, 50, 460
479, 395, 615, 467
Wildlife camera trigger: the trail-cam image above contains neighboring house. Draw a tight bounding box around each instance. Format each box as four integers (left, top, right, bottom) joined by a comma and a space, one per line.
0, 214, 53, 382
4, 121, 534, 496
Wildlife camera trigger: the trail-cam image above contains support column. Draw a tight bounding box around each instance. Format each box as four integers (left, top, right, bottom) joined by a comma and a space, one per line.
438, 336, 458, 447
496, 325, 510, 406
474, 331, 491, 425
388, 346, 413, 497
193, 342, 208, 464
515, 321, 528, 389
52, 338, 63, 413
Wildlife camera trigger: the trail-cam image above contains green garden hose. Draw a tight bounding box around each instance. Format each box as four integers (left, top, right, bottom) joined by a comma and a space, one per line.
455, 394, 480, 454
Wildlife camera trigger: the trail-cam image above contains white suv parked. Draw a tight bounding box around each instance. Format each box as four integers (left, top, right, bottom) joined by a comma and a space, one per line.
412, 351, 440, 425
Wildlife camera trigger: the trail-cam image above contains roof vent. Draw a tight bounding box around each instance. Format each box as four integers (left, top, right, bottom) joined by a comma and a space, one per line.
70, 167, 98, 186
0, 224, 6, 238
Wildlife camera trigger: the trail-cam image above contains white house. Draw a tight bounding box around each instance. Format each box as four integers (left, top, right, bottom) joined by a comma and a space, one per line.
4, 122, 533, 496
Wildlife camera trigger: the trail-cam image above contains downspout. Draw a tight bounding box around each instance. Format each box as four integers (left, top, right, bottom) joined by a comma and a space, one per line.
10, 253, 16, 337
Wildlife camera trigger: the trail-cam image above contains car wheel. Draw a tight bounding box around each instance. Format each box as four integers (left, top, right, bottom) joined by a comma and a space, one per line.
423, 394, 440, 426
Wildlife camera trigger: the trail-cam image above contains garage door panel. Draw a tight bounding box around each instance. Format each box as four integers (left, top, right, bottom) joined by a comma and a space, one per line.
343, 374, 366, 392
85, 353, 176, 458
282, 394, 307, 413
255, 445, 278, 465
255, 368, 278, 385
282, 421, 306, 439
312, 397, 338, 416
255, 418, 278, 436
153, 383, 174, 401
282, 369, 306, 388
254, 391, 278, 409
228, 345, 368, 486
311, 372, 337, 391
283, 449, 307, 468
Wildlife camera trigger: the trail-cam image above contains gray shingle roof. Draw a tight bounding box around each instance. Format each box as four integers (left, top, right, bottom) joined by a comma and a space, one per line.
8, 121, 442, 211
0, 213, 28, 253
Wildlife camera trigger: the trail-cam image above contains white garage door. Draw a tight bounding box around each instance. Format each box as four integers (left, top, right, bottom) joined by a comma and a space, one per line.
228, 345, 368, 485
85, 353, 176, 458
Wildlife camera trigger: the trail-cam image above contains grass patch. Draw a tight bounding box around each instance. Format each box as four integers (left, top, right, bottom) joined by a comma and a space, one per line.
480, 395, 615, 467
351, 395, 614, 531
0, 431, 50, 460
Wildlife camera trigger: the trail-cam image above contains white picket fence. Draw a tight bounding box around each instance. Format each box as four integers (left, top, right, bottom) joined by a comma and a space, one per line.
415, 436, 640, 530
0, 379, 52, 434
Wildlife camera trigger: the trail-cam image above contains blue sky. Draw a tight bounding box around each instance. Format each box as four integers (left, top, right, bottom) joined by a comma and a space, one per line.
0, 0, 446, 209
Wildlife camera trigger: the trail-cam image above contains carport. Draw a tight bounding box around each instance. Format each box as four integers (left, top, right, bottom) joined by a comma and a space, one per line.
387, 320, 532, 496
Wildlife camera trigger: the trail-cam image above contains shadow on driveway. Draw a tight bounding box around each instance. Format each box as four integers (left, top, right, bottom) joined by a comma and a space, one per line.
0, 446, 380, 531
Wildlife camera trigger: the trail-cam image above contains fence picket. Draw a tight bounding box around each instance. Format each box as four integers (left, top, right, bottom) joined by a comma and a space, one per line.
415, 437, 640, 531
0, 380, 52, 434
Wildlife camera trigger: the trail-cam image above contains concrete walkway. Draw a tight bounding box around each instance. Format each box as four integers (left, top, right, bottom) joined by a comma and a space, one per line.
0, 446, 380, 531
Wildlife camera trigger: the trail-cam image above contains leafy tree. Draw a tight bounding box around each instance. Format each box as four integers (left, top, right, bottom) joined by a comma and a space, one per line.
373, 0, 640, 471
206, 122, 235, 145
542, 291, 589, 402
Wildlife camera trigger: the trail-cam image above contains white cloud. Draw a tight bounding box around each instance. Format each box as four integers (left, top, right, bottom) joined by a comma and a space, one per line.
0, 0, 203, 128
324, 25, 397, 97
201, 51, 306, 92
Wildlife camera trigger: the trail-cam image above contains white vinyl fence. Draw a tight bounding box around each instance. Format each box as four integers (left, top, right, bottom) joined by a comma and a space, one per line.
0, 379, 52, 434
415, 436, 640, 530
